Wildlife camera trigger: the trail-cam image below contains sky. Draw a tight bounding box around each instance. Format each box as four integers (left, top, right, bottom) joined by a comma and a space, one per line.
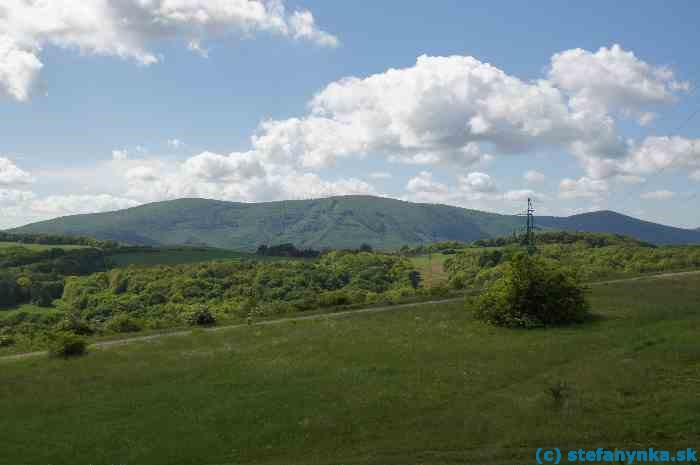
0, 0, 699, 229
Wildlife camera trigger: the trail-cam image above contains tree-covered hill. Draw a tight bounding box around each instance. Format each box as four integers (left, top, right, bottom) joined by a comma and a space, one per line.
537, 211, 700, 246
9, 196, 700, 249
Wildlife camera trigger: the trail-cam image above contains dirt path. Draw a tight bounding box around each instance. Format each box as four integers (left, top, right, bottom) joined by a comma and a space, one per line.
0, 298, 465, 363
3, 269, 699, 363
588, 269, 700, 286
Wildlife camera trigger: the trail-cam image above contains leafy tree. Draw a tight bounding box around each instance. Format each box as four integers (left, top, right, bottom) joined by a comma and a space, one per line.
185, 305, 216, 326
47, 331, 87, 358
473, 253, 590, 328
105, 314, 142, 333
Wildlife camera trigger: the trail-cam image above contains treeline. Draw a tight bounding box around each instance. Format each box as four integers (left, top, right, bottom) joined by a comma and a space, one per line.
61, 251, 418, 321
256, 243, 321, 258
399, 241, 467, 256
256, 242, 379, 258
445, 242, 700, 289
472, 231, 653, 248
0, 232, 118, 249
0, 251, 425, 348
0, 247, 108, 307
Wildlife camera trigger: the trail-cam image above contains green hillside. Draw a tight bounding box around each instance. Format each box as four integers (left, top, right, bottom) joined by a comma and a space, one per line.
3, 274, 700, 465
537, 211, 700, 246
9, 195, 700, 250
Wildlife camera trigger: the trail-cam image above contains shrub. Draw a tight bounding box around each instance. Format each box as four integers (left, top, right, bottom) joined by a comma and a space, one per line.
0, 334, 15, 347
473, 253, 590, 328
318, 290, 350, 308
546, 380, 569, 405
47, 331, 87, 358
105, 314, 142, 333
184, 305, 216, 326
345, 289, 367, 305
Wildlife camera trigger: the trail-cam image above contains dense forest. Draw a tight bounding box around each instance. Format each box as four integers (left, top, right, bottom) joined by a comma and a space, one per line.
445, 236, 700, 289
472, 231, 654, 248
0, 246, 109, 308
0, 246, 424, 350
2, 230, 700, 353
63, 251, 419, 321
0, 231, 117, 248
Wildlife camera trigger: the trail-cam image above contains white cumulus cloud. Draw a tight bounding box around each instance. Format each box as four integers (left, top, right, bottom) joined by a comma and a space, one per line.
0, 156, 34, 185
167, 139, 184, 149
523, 170, 546, 184
549, 44, 689, 121
458, 172, 496, 193
30, 194, 139, 216
0, 0, 339, 101
122, 150, 376, 203
244, 45, 690, 186
640, 190, 675, 200
559, 177, 609, 200
503, 189, 541, 202
368, 172, 392, 179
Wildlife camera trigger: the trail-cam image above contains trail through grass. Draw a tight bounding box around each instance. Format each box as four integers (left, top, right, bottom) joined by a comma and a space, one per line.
1, 274, 699, 465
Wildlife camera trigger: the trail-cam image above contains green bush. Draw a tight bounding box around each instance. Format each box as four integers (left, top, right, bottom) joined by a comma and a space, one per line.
318, 290, 350, 307
473, 253, 590, 328
47, 331, 87, 358
184, 306, 216, 326
105, 314, 142, 333
0, 334, 15, 347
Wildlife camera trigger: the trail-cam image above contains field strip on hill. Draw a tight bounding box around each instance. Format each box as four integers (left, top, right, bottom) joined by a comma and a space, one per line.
2, 269, 699, 363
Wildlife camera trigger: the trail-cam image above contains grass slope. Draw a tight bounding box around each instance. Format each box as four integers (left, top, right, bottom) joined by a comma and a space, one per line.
10, 196, 700, 250
2, 274, 699, 465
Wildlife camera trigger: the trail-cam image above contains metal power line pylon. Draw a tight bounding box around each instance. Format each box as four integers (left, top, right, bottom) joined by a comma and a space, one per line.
517, 198, 537, 255
526, 198, 535, 253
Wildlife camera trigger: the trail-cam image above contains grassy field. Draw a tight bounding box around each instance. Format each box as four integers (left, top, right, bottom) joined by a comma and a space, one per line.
2, 274, 699, 465
0, 241, 89, 250
107, 247, 289, 267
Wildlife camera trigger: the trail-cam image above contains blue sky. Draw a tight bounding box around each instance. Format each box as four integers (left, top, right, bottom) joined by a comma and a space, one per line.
0, 0, 698, 229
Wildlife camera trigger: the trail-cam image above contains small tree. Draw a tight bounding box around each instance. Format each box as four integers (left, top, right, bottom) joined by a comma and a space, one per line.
105, 314, 142, 333
473, 253, 590, 328
47, 331, 87, 358
0, 334, 15, 348
54, 316, 94, 336
185, 305, 217, 326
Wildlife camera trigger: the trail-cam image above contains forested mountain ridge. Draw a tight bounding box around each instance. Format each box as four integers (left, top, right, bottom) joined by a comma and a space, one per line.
9, 196, 700, 249
536, 210, 700, 247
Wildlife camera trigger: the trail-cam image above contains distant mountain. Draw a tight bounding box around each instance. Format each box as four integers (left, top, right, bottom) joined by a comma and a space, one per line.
9, 196, 700, 250
537, 211, 700, 246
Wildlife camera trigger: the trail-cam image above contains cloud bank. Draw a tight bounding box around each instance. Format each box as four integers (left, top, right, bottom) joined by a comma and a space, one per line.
1, 43, 698, 227
0, 0, 339, 101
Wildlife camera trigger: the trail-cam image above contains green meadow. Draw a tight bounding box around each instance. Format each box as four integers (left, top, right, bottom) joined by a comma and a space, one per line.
2, 273, 699, 465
